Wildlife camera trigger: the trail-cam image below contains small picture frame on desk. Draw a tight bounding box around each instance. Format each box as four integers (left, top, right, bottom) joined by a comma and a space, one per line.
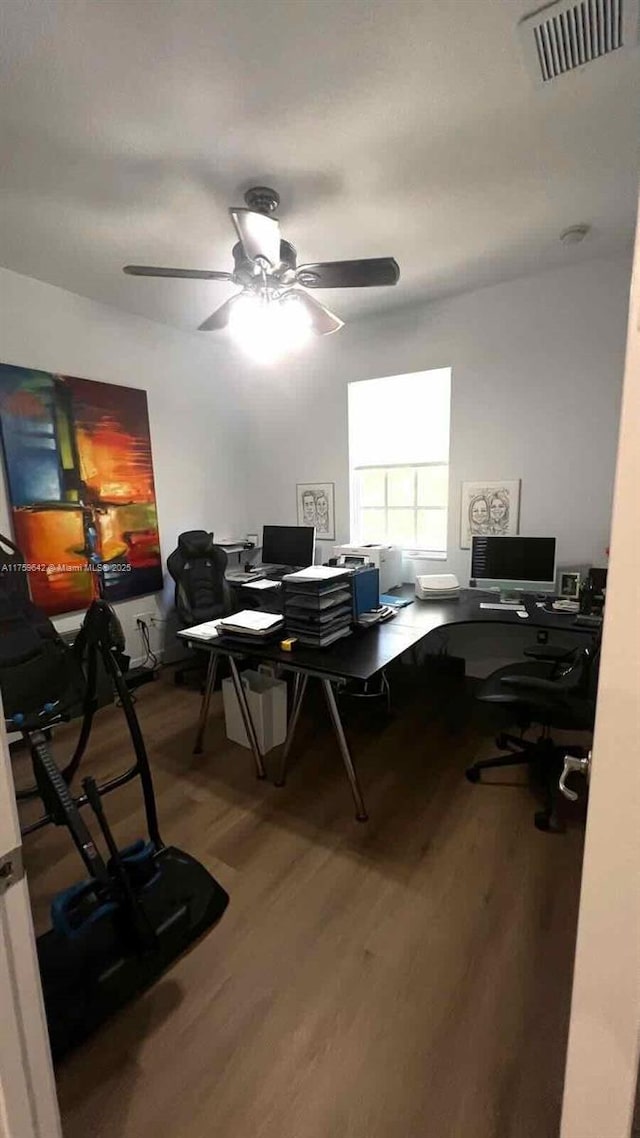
558, 570, 581, 600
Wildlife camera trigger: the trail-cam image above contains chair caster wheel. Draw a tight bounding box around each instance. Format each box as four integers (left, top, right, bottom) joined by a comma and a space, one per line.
534, 811, 564, 833
466, 767, 480, 783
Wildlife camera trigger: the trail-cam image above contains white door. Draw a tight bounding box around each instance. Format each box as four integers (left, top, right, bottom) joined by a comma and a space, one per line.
0, 706, 62, 1138
560, 191, 640, 1137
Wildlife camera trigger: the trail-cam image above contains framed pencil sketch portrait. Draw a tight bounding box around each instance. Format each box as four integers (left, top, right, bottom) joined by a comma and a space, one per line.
296, 482, 335, 541
460, 479, 521, 549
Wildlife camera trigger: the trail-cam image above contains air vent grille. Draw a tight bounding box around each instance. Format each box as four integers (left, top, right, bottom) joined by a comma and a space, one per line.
519, 0, 638, 83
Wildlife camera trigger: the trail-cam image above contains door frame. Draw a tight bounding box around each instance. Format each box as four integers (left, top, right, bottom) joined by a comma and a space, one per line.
560, 192, 640, 1136
0, 706, 61, 1138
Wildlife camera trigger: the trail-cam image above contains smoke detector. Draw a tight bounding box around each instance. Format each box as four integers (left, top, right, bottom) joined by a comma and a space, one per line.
560, 223, 591, 244
518, 0, 639, 83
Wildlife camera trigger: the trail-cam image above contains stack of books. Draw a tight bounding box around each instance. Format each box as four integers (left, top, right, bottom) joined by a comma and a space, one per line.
282, 566, 353, 648
218, 609, 284, 643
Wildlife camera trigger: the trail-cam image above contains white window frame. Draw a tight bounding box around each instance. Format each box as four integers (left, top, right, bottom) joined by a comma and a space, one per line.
348, 368, 451, 558
351, 461, 449, 556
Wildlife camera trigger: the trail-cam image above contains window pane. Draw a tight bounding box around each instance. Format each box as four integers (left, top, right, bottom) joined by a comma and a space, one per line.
386, 509, 416, 546
416, 509, 447, 551
358, 468, 385, 507
387, 467, 415, 507
360, 508, 386, 542
417, 465, 448, 508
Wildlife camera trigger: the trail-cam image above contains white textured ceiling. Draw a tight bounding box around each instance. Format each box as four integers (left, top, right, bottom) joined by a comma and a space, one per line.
0, 0, 638, 332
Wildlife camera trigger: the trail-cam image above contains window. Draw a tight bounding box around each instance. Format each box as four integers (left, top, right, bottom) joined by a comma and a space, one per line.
348, 368, 451, 554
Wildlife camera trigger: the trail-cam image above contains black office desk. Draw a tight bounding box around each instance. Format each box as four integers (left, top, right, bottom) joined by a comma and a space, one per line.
181, 589, 591, 822
390, 588, 585, 635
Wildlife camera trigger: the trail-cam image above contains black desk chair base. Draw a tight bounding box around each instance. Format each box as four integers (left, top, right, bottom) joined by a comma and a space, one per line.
466, 732, 586, 833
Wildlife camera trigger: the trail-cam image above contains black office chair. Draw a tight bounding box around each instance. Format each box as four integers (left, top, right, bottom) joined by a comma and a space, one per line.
167, 531, 232, 685
465, 638, 600, 831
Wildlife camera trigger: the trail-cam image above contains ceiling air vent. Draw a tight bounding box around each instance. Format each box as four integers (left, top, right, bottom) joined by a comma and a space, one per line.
518, 0, 639, 82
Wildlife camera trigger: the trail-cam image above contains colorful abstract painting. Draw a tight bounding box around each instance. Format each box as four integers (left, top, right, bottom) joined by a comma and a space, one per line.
0, 363, 163, 615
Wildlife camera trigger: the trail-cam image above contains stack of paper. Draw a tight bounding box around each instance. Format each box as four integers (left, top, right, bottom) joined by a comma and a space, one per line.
218, 610, 284, 639
282, 567, 353, 648
178, 618, 226, 641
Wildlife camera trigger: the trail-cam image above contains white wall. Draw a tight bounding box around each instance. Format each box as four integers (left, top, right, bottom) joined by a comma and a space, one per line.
239, 255, 631, 583
0, 267, 250, 659
0, 255, 631, 672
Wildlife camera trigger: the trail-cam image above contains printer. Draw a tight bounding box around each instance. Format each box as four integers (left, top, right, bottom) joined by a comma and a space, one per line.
332, 544, 403, 592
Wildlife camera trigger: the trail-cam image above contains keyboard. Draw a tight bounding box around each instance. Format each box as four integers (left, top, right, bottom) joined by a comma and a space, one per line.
479, 602, 526, 612
573, 613, 603, 628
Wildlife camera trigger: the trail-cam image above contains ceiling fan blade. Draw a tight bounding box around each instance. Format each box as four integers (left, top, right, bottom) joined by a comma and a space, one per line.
296, 257, 400, 289
198, 295, 241, 332
288, 290, 344, 336
229, 209, 281, 269
123, 265, 233, 280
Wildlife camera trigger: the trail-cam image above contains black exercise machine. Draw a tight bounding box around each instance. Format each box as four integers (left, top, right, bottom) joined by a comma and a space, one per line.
1, 580, 228, 1060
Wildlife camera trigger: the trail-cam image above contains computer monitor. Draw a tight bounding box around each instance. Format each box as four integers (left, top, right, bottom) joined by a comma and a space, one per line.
261, 525, 315, 568
470, 536, 557, 600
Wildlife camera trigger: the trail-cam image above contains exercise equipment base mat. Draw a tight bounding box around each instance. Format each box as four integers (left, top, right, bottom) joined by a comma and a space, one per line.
38, 846, 229, 1060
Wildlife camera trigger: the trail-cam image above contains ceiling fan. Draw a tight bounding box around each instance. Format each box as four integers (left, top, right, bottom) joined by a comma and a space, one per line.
123, 186, 400, 348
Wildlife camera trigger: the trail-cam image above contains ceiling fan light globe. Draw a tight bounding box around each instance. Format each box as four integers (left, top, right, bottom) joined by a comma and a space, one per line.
228, 291, 313, 363
277, 294, 313, 349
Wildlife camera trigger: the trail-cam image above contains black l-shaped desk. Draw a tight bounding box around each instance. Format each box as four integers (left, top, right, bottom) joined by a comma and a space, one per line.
179, 588, 595, 822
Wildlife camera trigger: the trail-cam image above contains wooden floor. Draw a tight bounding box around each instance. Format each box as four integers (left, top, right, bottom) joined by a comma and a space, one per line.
16, 667, 585, 1138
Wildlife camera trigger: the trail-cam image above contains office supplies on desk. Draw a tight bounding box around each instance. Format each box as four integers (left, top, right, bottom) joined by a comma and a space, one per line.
282, 566, 352, 648
574, 613, 603, 628
357, 605, 397, 626
219, 610, 284, 639
284, 565, 350, 582
479, 602, 525, 611
415, 573, 460, 600
285, 586, 351, 609
242, 578, 280, 590
181, 618, 226, 640
352, 566, 380, 620
227, 570, 266, 583
552, 598, 580, 613
579, 567, 607, 616
380, 593, 412, 608
284, 625, 353, 648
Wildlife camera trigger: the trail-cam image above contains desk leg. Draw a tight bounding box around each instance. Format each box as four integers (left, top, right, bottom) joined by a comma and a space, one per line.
228, 656, 266, 780
275, 673, 309, 787
321, 679, 368, 823
381, 669, 391, 715
193, 652, 219, 755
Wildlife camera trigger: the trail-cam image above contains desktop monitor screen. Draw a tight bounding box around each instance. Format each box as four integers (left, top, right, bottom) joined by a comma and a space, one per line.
471, 536, 557, 592
262, 525, 315, 568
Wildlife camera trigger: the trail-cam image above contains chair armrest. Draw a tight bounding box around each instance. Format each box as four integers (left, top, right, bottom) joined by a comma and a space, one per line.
500, 674, 565, 695
523, 645, 574, 663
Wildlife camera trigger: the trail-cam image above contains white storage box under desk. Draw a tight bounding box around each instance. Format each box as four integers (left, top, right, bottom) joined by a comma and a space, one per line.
222, 666, 287, 753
